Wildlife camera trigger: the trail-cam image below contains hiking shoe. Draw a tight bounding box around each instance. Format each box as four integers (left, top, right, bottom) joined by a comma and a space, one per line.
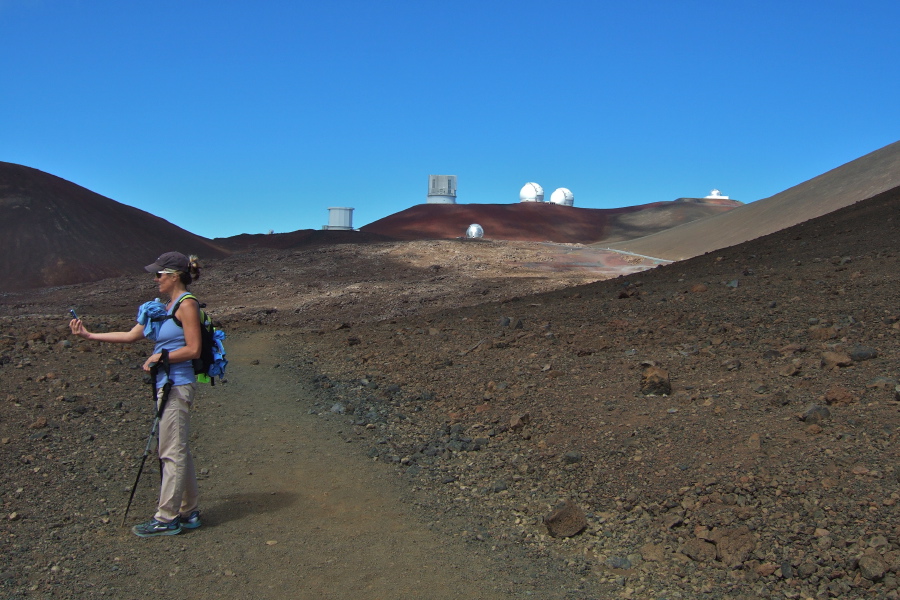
132, 518, 181, 537
180, 510, 202, 530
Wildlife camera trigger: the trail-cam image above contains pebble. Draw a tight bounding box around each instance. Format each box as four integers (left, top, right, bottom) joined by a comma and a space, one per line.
544, 501, 587, 538
858, 555, 886, 581
640, 366, 671, 396
562, 451, 582, 464
605, 556, 632, 569
821, 351, 852, 370
850, 346, 878, 361
801, 405, 830, 424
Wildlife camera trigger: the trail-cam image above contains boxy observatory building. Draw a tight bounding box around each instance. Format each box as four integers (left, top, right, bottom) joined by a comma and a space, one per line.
322, 207, 354, 230
427, 175, 458, 204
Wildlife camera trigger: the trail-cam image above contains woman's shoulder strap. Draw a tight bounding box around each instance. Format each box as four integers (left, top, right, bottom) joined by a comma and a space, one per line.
170, 293, 200, 328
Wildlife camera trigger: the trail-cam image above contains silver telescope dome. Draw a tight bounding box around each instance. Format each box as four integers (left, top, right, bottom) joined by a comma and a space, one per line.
549, 188, 574, 206
519, 182, 544, 202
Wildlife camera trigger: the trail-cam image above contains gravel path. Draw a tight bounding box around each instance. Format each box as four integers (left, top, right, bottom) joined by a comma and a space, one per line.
0, 328, 589, 599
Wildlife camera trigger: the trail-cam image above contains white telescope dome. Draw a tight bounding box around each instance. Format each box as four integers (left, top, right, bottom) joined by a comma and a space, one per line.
549, 188, 574, 206
519, 182, 544, 202
466, 224, 484, 239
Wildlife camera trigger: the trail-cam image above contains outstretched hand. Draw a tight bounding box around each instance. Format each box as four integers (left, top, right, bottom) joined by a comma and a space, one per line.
69, 318, 91, 340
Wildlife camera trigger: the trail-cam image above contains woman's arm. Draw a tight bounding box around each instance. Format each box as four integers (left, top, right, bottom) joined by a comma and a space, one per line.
141, 298, 202, 371
70, 320, 145, 343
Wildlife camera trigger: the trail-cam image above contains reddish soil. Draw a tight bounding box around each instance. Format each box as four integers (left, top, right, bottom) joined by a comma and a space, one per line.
359, 199, 741, 243
0, 162, 228, 291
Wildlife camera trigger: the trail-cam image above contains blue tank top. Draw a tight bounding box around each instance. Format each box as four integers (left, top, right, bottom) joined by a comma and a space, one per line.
153, 292, 197, 388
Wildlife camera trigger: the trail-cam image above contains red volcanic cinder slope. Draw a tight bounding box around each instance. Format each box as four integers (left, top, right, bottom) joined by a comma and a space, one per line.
0, 162, 229, 292
359, 199, 742, 244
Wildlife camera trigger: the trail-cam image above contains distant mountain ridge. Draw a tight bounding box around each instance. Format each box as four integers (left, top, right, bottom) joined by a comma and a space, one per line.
4, 138, 899, 291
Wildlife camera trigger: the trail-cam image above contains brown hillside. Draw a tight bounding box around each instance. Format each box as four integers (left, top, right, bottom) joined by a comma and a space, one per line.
608, 138, 900, 260
2, 180, 900, 599
0, 162, 229, 292
359, 199, 741, 243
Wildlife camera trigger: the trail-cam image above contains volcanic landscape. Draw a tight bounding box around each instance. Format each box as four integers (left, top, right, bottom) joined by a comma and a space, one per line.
1, 141, 900, 599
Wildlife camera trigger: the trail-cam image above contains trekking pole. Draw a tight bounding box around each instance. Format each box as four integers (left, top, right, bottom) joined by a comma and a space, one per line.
122, 350, 172, 526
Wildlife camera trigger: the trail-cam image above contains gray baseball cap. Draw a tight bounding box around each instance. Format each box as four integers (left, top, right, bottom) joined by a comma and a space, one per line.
144, 251, 190, 273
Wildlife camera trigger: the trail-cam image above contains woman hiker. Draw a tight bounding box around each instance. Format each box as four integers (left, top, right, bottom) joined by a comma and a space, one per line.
69, 251, 203, 537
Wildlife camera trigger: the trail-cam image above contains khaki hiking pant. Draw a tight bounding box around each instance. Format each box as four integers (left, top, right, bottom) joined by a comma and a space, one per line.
155, 383, 199, 523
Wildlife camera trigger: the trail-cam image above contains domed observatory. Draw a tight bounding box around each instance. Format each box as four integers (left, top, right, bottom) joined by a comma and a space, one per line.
465, 224, 484, 239
427, 175, 458, 204
549, 188, 574, 206
705, 189, 730, 199
519, 182, 544, 203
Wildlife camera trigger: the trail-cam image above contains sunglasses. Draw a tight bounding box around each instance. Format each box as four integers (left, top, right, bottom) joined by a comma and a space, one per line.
155, 271, 175, 279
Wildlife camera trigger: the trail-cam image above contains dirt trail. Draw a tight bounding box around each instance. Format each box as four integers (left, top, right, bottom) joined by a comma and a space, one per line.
107, 331, 526, 600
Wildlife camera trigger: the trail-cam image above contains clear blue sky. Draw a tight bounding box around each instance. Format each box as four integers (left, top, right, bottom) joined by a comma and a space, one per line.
2, 1, 898, 238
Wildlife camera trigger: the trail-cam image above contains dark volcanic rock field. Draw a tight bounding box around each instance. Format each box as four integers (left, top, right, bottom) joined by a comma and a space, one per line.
1, 187, 899, 599
290, 188, 900, 599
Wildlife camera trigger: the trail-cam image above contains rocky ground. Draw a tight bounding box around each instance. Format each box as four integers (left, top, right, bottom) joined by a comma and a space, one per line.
1, 190, 899, 599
